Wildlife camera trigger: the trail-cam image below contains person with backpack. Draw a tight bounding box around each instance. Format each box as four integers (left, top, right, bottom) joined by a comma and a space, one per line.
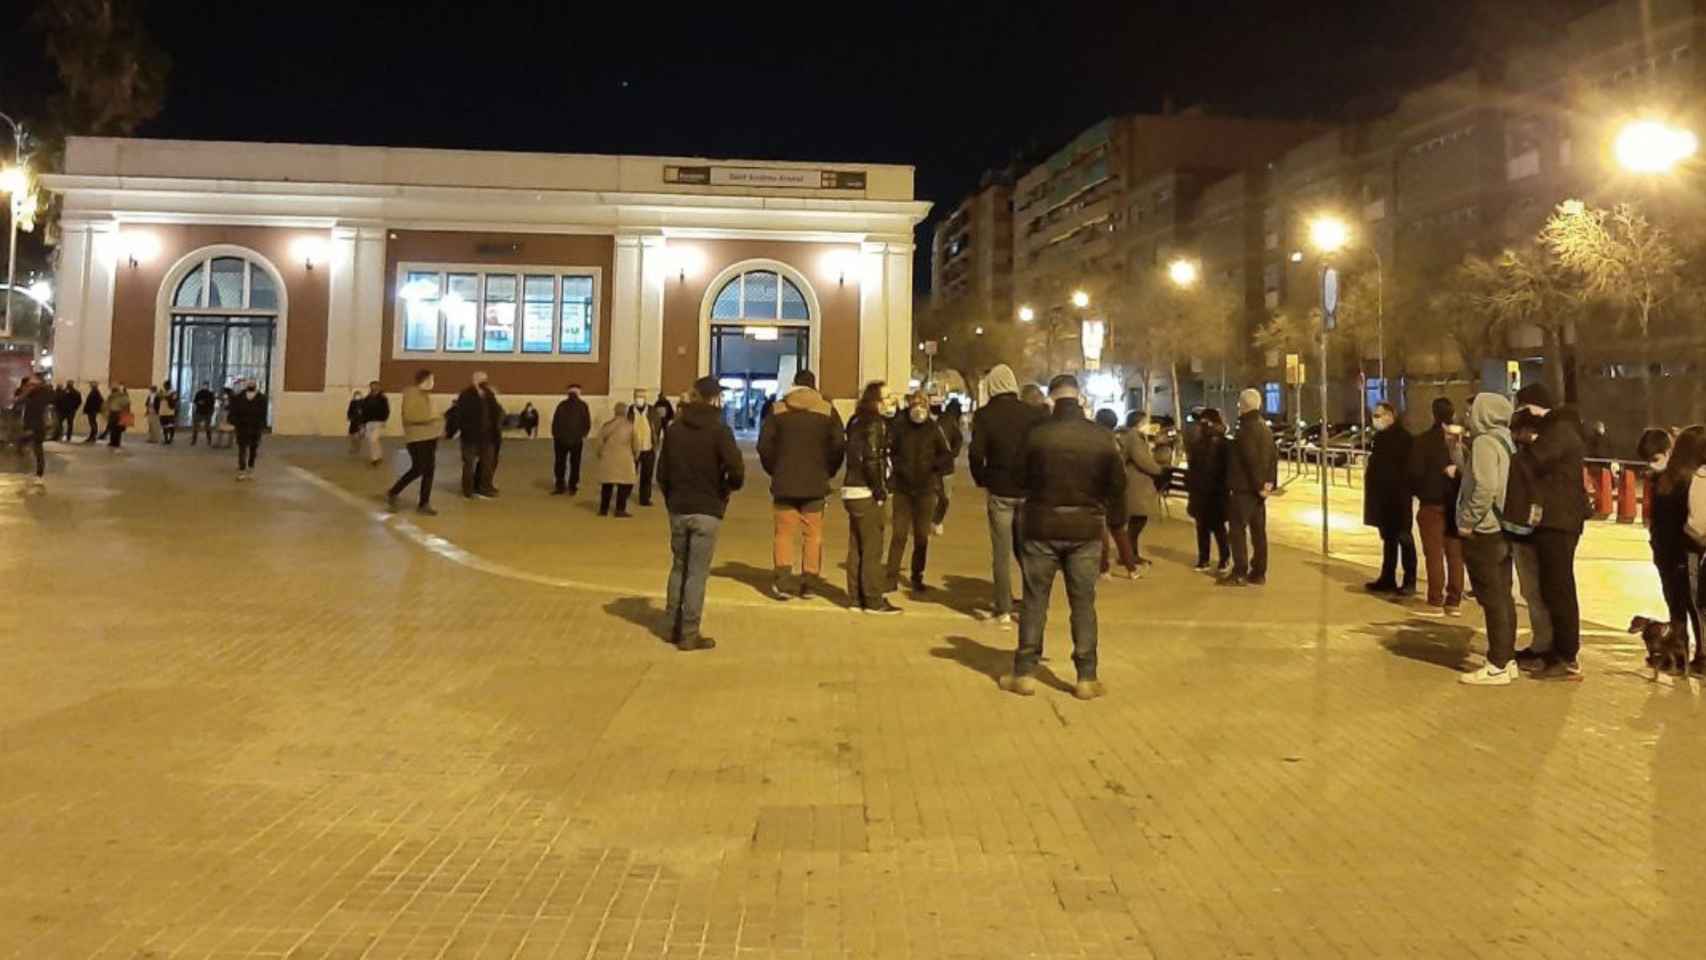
1510, 383, 1589, 681
1457, 392, 1518, 686
1507, 409, 1554, 667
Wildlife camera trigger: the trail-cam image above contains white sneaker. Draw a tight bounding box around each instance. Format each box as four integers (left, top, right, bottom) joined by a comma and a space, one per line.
1459, 661, 1516, 686
235, 470, 245, 482
932, 522, 945, 537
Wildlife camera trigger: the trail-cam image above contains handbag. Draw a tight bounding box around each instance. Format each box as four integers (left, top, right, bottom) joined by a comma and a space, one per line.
119, 411, 136, 429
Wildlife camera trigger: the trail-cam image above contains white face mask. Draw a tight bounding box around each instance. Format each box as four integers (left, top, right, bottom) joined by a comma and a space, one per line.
909, 406, 928, 423
421, 378, 435, 391
1373, 415, 1394, 430
245, 388, 258, 398
1651, 454, 1671, 472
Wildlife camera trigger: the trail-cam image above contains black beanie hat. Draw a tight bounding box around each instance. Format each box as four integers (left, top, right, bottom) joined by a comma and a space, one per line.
1515, 383, 1554, 409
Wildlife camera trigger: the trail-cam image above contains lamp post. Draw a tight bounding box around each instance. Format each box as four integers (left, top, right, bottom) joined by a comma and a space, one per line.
0, 110, 24, 340
1309, 215, 1349, 554
1166, 258, 1198, 420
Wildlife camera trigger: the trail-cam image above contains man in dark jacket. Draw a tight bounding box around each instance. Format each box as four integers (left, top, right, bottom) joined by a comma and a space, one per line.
998, 375, 1126, 701
1185, 408, 1230, 571
191, 382, 217, 445
1364, 401, 1417, 595
1409, 396, 1465, 614
657, 376, 745, 651
360, 381, 390, 466
969, 363, 1046, 622
450, 371, 502, 499
756, 369, 846, 599
1512, 383, 1588, 680
886, 390, 955, 594
1224, 388, 1278, 586
227, 378, 269, 480
55, 381, 81, 442
82, 382, 104, 443
551, 383, 593, 495
18, 376, 52, 489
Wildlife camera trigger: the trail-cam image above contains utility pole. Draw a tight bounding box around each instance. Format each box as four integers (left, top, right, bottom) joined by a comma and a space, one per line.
0, 110, 22, 341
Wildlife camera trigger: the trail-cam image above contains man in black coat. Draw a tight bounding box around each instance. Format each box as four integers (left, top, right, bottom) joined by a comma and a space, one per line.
998, 375, 1126, 701
55, 381, 82, 442
1224, 388, 1278, 586
1408, 396, 1465, 613
82, 382, 104, 443
449, 371, 503, 499
1512, 383, 1589, 680
191, 382, 217, 445
756, 369, 846, 599
18, 376, 52, 488
1364, 401, 1417, 594
551, 383, 593, 495
1185, 408, 1231, 571
227, 378, 269, 480
969, 363, 1046, 622
657, 376, 745, 651
886, 390, 955, 593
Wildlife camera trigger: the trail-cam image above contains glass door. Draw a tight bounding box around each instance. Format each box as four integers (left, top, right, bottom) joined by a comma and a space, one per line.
169, 315, 277, 423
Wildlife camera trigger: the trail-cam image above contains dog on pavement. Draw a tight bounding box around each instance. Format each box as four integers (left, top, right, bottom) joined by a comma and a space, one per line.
1630, 616, 1690, 678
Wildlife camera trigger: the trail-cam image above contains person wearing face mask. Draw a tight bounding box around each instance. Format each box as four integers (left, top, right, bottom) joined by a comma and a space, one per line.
931, 397, 965, 536
227, 379, 268, 479
104, 383, 133, 450
1643, 425, 1704, 674
632, 389, 657, 507
1223, 388, 1278, 587
449, 371, 502, 500
1185, 408, 1231, 572
1509, 383, 1588, 681
1116, 411, 1165, 576
385, 369, 440, 515
1363, 401, 1417, 596
969, 364, 1048, 624
886, 390, 955, 594
1408, 397, 1466, 616
551, 383, 593, 496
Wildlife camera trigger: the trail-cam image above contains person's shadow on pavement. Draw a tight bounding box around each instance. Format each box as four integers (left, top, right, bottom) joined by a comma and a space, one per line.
604, 596, 672, 644
1363, 621, 1478, 671
714, 560, 855, 607
929, 635, 1075, 694
929, 574, 996, 617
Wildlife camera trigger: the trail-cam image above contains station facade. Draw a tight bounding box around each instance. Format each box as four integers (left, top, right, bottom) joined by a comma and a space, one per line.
45, 138, 930, 433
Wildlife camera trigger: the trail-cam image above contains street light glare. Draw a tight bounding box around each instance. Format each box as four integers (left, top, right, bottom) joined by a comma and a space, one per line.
1309, 216, 1350, 254
0, 165, 26, 196
1167, 258, 1199, 288
1615, 119, 1698, 174
1070, 290, 1090, 309
1018, 305, 1035, 323
24, 280, 51, 305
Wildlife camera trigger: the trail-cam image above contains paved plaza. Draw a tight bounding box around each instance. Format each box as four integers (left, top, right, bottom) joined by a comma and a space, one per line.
2, 435, 1704, 959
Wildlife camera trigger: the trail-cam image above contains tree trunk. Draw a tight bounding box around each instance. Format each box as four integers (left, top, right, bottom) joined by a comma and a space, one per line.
1542, 325, 1567, 402
1640, 306, 1657, 427
1170, 358, 1185, 431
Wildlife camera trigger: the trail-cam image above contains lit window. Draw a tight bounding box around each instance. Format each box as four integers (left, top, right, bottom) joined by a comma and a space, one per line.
397, 263, 601, 360
403, 271, 441, 352
445, 274, 479, 352
174, 266, 205, 308
708, 269, 813, 324
560, 275, 595, 354
521, 275, 554, 353
208, 257, 246, 308
482, 274, 517, 353
249, 265, 279, 311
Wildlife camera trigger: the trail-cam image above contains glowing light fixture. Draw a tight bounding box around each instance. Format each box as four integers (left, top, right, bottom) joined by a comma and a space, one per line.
0, 166, 26, 196
1308, 216, 1350, 255
23, 280, 51, 305
1615, 119, 1698, 174
292, 236, 328, 270
1018, 305, 1035, 323
1167, 258, 1199, 288
1070, 290, 1090, 309
745, 326, 779, 341
120, 232, 160, 267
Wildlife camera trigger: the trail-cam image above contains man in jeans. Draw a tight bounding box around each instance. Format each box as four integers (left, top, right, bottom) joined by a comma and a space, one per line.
1409, 397, 1466, 615
1511, 383, 1589, 680
657, 377, 744, 651
756, 370, 845, 600
969, 363, 1046, 625
1224, 388, 1278, 587
998, 375, 1126, 702
1457, 392, 1519, 686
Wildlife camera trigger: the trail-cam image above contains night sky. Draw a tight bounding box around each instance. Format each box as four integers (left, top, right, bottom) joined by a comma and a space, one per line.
11, 0, 1603, 285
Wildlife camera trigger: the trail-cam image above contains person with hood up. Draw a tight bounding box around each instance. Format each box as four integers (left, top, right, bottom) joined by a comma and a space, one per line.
756, 369, 846, 600
1409, 397, 1466, 616
55, 381, 81, 443
449, 371, 503, 499
82, 382, 104, 443
887, 389, 955, 594
360, 380, 390, 466
1510, 382, 1588, 681
1456, 392, 1518, 685
1185, 408, 1230, 571
657, 376, 745, 650
227, 378, 269, 479
632, 389, 658, 507
385, 369, 440, 516
104, 384, 133, 450
969, 363, 1048, 623
843, 382, 899, 614
551, 383, 593, 496
596, 401, 641, 516
1363, 401, 1417, 596
1224, 388, 1278, 586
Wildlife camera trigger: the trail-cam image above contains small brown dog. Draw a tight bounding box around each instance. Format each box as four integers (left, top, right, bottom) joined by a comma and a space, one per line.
1631, 616, 1690, 677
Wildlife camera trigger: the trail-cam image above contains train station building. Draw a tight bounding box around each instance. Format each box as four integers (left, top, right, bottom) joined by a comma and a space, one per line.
44, 138, 930, 433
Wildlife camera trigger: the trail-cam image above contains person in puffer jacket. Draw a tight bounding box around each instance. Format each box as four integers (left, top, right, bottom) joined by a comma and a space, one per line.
756, 370, 846, 600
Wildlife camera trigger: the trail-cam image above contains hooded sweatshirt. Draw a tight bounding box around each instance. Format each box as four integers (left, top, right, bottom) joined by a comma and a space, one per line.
756, 385, 846, 500
969, 364, 1045, 497
1456, 392, 1513, 535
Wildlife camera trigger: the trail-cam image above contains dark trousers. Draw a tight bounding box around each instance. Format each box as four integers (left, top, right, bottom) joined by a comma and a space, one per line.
1377, 529, 1418, 588
665, 513, 722, 643
162, 419, 176, 444
1462, 532, 1517, 668
844, 496, 888, 608
58, 415, 75, 442
1658, 556, 1702, 654
1227, 491, 1268, 579
1530, 528, 1582, 664
932, 483, 951, 526
460, 440, 495, 497
553, 440, 584, 492
599, 483, 633, 515
388, 439, 438, 507
191, 414, 213, 445
1015, 538, 1102, 681
1104, 517, 1147, 572
26, 436, 44, 477
107, 424, 125, 448
1416, 504, 1465, 607
85, 413, 100, 442
886, 490, 937, 585
1195, 512, 1229, 567
637, 450, 657, 505
236, 430, 260, 470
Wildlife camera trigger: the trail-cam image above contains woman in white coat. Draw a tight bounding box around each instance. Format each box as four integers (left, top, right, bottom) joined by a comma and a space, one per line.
596, 401, 642, 517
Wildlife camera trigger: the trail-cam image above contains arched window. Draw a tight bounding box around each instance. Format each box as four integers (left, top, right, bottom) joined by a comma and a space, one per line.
172, 254, 279, 312
709, 269, 811, 323
165, 251, 282, 403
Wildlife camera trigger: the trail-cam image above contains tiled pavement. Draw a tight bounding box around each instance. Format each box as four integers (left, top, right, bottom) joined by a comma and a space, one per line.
2, 436, 1703, 959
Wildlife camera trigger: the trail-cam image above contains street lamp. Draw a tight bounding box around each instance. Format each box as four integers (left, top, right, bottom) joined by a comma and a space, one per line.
1167, 257, 1199, 288
1306, 215, 1353, 555
1071, 290, 1090, 309
0, 109, 24, 340
1615, 119, 1698, 174
1018, 305, 1035, 323
1308, 215, 1349, 255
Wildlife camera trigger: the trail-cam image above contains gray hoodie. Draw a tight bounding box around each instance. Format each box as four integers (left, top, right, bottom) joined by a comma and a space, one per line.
1456, 392, 1513, 535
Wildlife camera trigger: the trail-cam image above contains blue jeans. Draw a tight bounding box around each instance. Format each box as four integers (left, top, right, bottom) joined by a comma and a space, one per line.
986, 495, 1024, 615
665, 514, 722, 642
1015, 538, 1102, 681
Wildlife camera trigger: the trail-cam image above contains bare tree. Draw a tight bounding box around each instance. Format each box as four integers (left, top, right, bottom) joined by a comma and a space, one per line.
1455, 244, 1579, 398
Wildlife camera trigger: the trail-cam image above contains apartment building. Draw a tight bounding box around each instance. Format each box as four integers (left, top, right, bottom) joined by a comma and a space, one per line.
929, 170, 1014, 325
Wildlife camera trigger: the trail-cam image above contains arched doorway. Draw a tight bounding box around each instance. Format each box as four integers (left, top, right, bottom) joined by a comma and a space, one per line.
158, 248, 286, 403
701, 262, 819, 433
